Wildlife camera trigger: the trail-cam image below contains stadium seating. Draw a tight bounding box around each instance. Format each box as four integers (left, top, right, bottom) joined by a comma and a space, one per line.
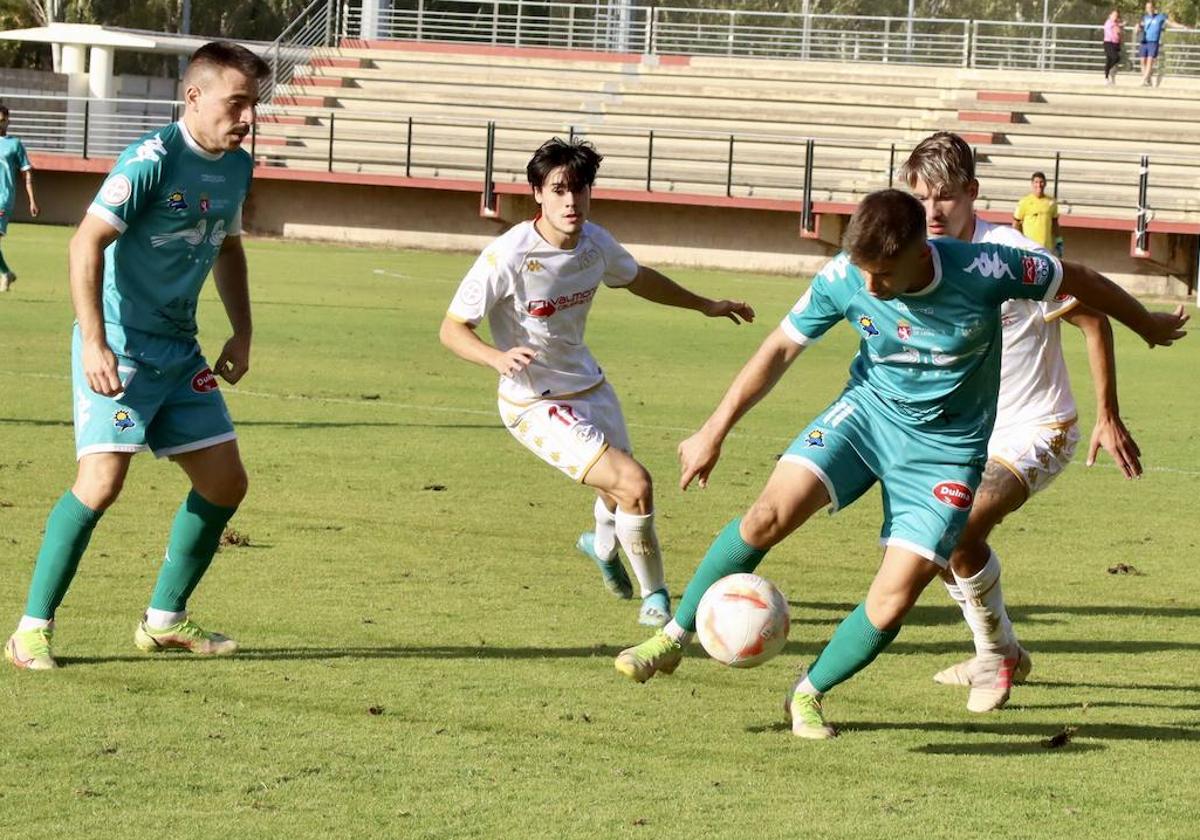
254, 42, 1200, 225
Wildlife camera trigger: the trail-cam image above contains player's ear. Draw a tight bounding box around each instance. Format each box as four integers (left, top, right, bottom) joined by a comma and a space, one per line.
966, 179, 980, 201
532, 186, 544, 206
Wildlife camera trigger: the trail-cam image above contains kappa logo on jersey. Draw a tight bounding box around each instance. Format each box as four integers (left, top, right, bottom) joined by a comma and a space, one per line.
525, 259, 544, 273
1021, 255, 1050, 286
191, 368, 219, 393
166, 190, 189, 211
932, 480, 975, 510
966, 251, 1016, 281
130, 134, 167, 165
113, 409, 136, 432
100, 174, 133, 207
804, 429, 826, 448
897, 319, 912, 341
857, 315, 880, 337
526, 288, 597, 318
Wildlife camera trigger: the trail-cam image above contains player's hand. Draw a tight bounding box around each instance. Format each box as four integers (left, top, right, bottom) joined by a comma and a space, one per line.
491, 346, 536, 378
28, 200, 39, 218
215, 333, 251, 385
703, 299, 755, 325
678, 429, 723, 490
83, 342, 122, 397
1088, 413, 1142, 478
1139, 305, 1189, 348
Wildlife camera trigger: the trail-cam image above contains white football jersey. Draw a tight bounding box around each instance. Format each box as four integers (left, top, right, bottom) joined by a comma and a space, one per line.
972, 216, 1079, 429
447, 220, 640, 402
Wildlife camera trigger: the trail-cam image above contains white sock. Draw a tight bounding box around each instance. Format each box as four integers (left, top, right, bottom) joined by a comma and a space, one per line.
592, 497, 618, 561
145, 608, 187, 629
952, 550, 1016, 659
795, 676, 823, 700
943, 579, 966, 605
664, 619, 693, 645
615, 508, 666, 598
17, 615, 51, 632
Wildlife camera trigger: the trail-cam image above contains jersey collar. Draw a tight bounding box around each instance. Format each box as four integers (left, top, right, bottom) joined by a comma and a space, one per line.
900, 243, 943, 298
177, 120, 225, 162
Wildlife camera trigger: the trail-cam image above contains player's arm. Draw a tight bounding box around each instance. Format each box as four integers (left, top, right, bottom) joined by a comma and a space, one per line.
211, 234, 252, 385
69, 214, 122, 396
438, 316, 535, 377
22, 169, 37, 217
1062, 304, 1142, 478
623, 265, 755, 324
678, 326, 804, 491
1057, 260, 1188, 347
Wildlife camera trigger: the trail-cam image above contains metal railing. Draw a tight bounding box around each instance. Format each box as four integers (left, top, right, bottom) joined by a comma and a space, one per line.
334, 0, 1200, 77
260, 0, 346, 102
0, 93, 178, 158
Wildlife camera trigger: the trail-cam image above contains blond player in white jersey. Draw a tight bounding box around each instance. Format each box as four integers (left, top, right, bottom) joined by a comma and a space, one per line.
439, 138, 754, 626
899, 132, 1143, 712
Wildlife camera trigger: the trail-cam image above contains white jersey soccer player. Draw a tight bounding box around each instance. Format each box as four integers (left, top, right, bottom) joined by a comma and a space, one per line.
900, 131, 1146, 712
440, 138, 754, 627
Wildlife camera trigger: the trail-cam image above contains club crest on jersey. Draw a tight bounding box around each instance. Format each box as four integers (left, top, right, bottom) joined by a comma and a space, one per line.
932, 480, 974, 510
191, 368, 219, 393
199, 193, 210, 214
857, 315, 880, 337
1021, 255, 1049, 286
897, 319, 912, 341
113, 409, 136, 432
804, 429, 826, 448
166, 189, 188, 211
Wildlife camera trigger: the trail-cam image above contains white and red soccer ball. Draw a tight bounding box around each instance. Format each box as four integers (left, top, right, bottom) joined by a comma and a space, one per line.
695, 573, 790, 668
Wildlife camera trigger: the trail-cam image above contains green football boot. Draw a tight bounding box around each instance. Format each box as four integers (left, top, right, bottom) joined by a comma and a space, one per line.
5, 626, 57, 671
614, 630, 683, 682
134, 617, 238, 656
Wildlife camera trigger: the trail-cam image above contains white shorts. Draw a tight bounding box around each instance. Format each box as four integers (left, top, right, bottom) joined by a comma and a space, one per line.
498, 381, 631, 483
987, 419, 1080, 497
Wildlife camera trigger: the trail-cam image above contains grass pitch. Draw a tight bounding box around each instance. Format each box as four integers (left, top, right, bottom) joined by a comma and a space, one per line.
0, 224, 1197, 839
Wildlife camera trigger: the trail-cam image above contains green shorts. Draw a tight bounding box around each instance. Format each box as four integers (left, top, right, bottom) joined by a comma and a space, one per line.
781, 387, 985, 567
71, 324, 236, 460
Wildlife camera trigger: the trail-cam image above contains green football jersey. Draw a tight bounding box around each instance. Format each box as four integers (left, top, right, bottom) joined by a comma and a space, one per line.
88, 121, 253, 341
0, 135, 31, 211
782, 238, 1062, 450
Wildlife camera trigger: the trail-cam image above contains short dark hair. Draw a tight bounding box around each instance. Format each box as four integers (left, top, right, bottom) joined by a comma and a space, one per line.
1031, 171, 1048, 181
842, 189, 926, 263
0, 105, 9, 118
185, 41, 271, 85
526, 138, 603, 192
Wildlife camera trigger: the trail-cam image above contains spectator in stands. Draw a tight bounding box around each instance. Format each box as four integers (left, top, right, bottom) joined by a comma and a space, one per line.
1136, 2, 1191, 86
1013, 172, 1061, 256
1103, 9, 1124, 85
0, 104, 39, 292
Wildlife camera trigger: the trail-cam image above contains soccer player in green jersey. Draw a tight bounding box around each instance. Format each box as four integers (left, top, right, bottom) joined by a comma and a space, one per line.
614, 190, 1188, 738
0, 104, 39, 292
4, 42, 269, 671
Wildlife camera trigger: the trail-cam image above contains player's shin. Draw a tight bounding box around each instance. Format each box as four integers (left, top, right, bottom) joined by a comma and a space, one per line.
802, 602, 900, 695
614, 508, 665, 596
668, 518, 768, 641
21, 491, 105, 623
952, 550, 1017, 658
593, 496, 618, 560
147, 489, 238, 622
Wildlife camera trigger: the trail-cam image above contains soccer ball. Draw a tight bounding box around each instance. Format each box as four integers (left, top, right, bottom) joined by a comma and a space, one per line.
695, 573, 790, 668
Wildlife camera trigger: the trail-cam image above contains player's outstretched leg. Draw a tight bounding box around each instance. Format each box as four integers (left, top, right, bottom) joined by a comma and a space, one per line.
576, 496, 633, 599
6, 454, 126, 671
136, 444, 245, 656
788, 548, 938, 739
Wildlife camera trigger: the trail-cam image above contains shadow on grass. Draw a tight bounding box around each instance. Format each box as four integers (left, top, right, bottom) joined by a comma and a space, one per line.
746, 718, 1196, 743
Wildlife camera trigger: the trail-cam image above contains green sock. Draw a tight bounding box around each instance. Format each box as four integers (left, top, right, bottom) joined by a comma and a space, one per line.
0, 245, 10, 275
149, 490, 238, 612
674, 518, 768, 632
23, 492, 105, 619
806, 602, 900, 693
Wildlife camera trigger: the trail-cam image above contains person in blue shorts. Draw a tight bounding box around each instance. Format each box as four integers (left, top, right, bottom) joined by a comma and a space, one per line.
0, 104, 39, 292
1137, 2, 1191, 86
614, 189, 1188, 738
5, 42, 269, 671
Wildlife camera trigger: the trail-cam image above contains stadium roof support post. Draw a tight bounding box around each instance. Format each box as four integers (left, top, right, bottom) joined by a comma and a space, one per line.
360, 0, 381, 40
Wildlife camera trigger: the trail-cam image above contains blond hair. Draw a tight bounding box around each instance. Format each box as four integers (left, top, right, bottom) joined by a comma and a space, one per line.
897, 132, 975, 193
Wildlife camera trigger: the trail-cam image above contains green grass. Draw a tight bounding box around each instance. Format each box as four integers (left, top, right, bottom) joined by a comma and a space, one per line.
0, 223, 1197, 838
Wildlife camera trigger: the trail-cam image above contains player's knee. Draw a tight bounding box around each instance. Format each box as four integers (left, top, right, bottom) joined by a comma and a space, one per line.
865, 588, 915, 630
614, 462, 652, 513
740, 500, 790, 548
220, 467, 249, 508
73, 470, 126, 511
949, 538, 989, 578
